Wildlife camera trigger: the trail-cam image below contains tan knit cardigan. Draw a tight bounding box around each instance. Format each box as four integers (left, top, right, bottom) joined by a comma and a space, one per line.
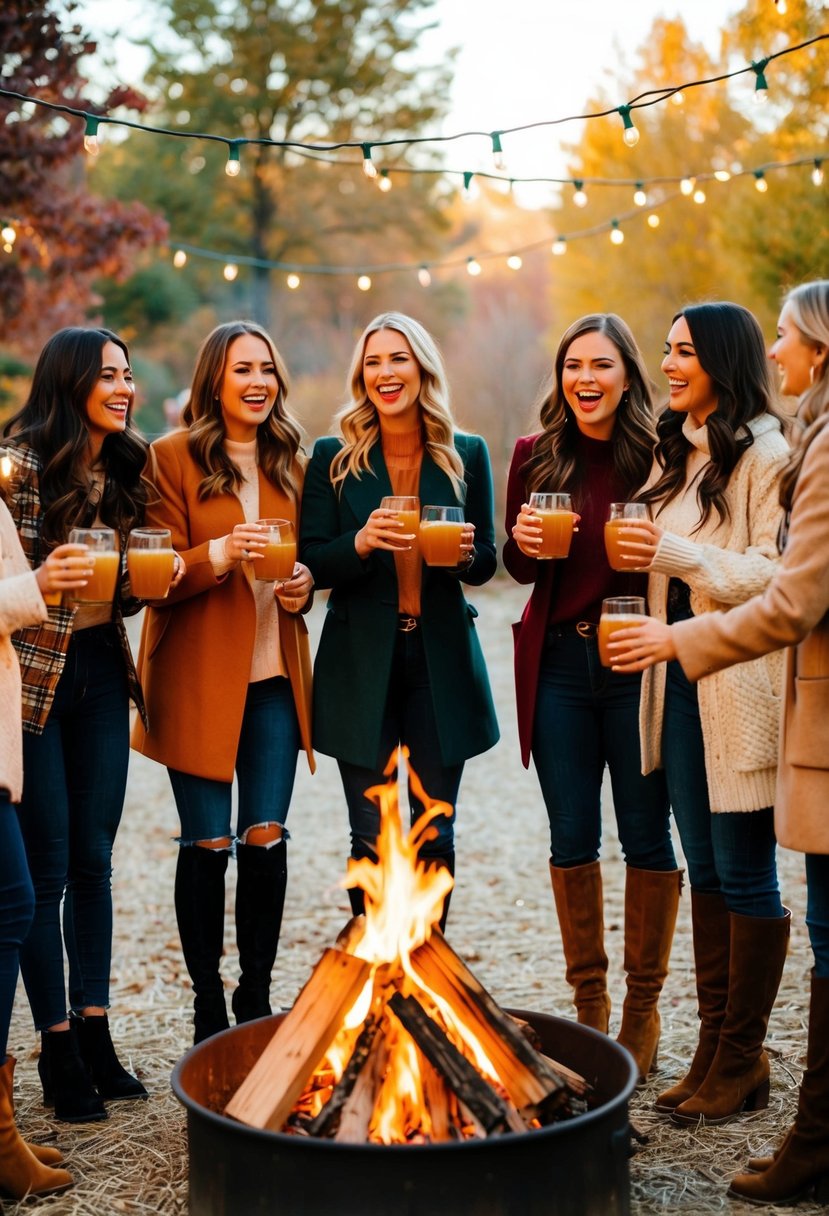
639, 412, 788, 812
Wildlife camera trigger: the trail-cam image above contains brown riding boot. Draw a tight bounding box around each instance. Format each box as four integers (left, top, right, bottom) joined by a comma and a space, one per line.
654, 890, 729, 1112
0, 1054, 63, 1166
616, 866, 683, 1079
729, 972, 829, 1204
549, 861, 610, 1032
672, 908, 790, 1126
0, 1057, 72, 1200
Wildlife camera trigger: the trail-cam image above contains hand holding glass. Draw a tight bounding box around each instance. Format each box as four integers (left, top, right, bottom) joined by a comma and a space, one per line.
380, 496, 419, 552
256, 519, 297, 582
604, 503, 649, 571
529, 492, 575, 559
127, 528, 176, 598
599, 596, 646, 667
419, 505, 464, 566
68, 527, 119, 605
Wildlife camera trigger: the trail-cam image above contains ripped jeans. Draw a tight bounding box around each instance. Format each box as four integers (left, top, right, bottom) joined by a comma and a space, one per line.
168, 676, 300, 845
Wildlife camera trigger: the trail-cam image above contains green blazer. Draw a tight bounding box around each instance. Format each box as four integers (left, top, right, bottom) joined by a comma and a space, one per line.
300, 432, 500, 769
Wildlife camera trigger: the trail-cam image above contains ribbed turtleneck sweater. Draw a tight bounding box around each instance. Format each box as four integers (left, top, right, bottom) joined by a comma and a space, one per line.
381, 424, 425, 617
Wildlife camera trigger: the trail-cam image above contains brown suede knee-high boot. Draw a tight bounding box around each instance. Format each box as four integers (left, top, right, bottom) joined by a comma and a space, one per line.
549, 861, 610, 1032
672, 908, 790, 1126
0, 1055, 63, 1166
655, 889, 729, 1112
616, 866, 683, 1079
0, 1057, 72, 1200
728, 972, 829, 1204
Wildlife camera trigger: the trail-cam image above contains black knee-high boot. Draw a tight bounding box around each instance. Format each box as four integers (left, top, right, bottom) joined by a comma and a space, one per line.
174, 847, 229, 1045
232, 841, 288, 1024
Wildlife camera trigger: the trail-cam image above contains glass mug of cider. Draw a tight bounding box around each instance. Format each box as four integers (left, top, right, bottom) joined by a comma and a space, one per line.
604, 502, 649, 571
127, 528, 176, 599
419, 505, 464, 566
68, 527, 119, 605
380, 496, 419, 552
529, 492, 575, 559
598, 596, 646, 668
255, 518, 297, 582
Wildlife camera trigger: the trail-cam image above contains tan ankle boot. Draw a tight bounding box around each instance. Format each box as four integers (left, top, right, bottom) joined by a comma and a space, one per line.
549, 861, 610, 1032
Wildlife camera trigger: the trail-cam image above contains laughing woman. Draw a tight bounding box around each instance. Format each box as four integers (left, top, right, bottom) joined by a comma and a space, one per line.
300, 312, 498, 922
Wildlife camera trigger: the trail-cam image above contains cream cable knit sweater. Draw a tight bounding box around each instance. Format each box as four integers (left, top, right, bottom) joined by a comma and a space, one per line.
639, 412, 788, 812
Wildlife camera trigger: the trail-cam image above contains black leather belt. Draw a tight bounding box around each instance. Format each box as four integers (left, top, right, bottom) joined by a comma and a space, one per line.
548, 620, 598, 639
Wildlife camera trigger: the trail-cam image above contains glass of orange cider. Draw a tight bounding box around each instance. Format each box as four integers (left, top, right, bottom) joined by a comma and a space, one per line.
419, 505, 464, 566
529, 492, 575, 559
68, 527, 120, 605
380, 496, 419, 552
127, 528, 176, 599
599, 596, 646, 668
604, 502, 649, 571
256, 518, 296, 582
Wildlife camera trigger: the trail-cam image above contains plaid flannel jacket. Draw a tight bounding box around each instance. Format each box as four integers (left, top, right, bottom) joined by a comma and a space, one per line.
6, 445, 147, 735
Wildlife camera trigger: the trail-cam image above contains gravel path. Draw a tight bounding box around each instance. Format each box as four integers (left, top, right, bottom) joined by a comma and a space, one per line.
4, 580, 819, 1215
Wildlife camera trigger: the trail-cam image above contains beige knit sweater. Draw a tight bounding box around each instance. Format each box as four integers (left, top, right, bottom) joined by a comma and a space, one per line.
639, 412, 788, 812
0, 501, 47, 802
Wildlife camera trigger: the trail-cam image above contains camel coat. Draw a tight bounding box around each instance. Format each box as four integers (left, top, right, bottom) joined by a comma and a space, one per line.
131, 430, 313, 782
674, 419, 829, 854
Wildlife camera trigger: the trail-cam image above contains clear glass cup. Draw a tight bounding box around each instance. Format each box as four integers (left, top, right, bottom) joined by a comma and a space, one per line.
68, 527, 119, 605
419, 505, 464, 566
529, 491, 575, 559
598, 596, 646, 667
380, 495, 420, 553
255, 518, 296, 582
604, 502, 649, 571
127, 528, 176, 599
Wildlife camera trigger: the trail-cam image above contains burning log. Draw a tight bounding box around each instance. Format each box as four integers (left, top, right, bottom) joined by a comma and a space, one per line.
225, 948, 370, 1132
334, 1032, 391, 1144
306, 1012, 381, 1137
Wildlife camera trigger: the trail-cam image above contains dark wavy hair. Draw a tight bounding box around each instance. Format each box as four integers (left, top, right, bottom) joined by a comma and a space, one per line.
639, 302, 779, 529
183, 321, 304, 501
3, 327, 150, 548
521, 313, 657, 509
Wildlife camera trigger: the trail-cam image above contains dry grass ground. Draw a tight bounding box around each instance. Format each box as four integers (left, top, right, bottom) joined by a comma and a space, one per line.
3, 581, 821, 1215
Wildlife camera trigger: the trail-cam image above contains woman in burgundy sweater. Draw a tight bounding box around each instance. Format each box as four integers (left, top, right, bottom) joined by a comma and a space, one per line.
503, 313, 680, 1078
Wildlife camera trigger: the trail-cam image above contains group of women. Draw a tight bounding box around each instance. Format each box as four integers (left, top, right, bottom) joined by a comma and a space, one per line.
0, 281, 826, 1204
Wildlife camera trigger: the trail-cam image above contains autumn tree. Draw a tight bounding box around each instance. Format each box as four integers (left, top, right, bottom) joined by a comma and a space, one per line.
0, 0, 167, 354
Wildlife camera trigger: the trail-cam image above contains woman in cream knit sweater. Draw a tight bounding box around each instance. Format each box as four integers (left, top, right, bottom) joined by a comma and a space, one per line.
615, 302, 790, 1126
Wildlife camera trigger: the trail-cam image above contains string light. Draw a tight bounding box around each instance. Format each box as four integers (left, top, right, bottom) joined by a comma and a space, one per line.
680, 177, 695, 196
507, 254, 522, 270
378, 169, 392, 192
172, 249, 187, 268
490, 131, 505, 172
466, 256, 482, 277
357, 274, 372, 290
572, 180, 588, 208
610, 220, 624, 245
83, 115, 100, 156
462, 171, 476, 202
693, 187, 706, 204
754, 170, 768, 192
223, 263, 238, 280
714, 169, 732, 182
286, 273, 301, 289
752, 59, 770, 105
1, 225, 15, 245
361, 144, 377, 179
812, 160, 825, 187
633, 183, 647, 207
417, 266, 432, 287
671, 90, 684, 106
225, 142, 241, 177
774, 0, 787, 13
618, 105, 640, 148
551, 238, 567, 256
647, 213, 660, 229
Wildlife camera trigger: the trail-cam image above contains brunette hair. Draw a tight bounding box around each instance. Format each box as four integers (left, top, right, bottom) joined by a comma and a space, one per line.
3, 326, 149, 547
329, 312, 465, 497
639, 302, 779, 529
521, 313, 657, 509
778, 281, 829, 510
183, 321, 303, 501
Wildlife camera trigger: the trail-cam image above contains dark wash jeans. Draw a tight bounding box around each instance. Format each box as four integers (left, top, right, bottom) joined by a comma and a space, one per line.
338, 626, 461, 863
17, 624, 130, 1028
531, 629, 675, 870
0, 791, 35, 1058
806, 853, 829, 977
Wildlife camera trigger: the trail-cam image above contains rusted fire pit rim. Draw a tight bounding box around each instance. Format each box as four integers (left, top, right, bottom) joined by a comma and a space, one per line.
171, 1006, 638, 1154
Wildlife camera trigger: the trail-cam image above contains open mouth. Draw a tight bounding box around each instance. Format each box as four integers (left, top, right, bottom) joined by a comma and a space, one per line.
378, 384, 404, 402
575, 391, 602, 405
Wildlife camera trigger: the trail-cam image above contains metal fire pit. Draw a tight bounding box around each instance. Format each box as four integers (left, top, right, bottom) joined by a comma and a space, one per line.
172, 1008, 637, 1216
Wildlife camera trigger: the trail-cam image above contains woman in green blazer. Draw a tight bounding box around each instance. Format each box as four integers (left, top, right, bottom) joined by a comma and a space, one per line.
300, 312, 499, 917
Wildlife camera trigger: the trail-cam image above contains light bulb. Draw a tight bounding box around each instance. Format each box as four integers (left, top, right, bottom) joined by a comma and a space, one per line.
225, 144, 241, 177
83, 116, 100, 156
610, 222, 624, 245
551, 239, 567, 256
812, 161, 824, 187
1, 226, 15, 245
693, 188, 706, 204
223, 263, 238, 281
753, 63, 769, 106
357, 274, 372, 291
573, 182, 588, 208
378, 170, 392, 192
619, 105, 639, 148
507, 254, 522, 270
714, 169, 731, 182
647, 213, 660, 229
680, 177, 694, 196
633, 187, 647, 207
466, 257, 482, 277
491, 132, 506, 172
286, 273, 301, 289
671, 90, 684, 107
173, 249, 187, 268
417, 267, 432, 288
461, 171, 477, 202
754, 172, 768, 193
361, 145, 377, 179
775, 0, 787, 13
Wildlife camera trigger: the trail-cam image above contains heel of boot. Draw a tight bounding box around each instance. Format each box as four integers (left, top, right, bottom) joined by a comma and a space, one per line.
744, 1078, 770, 1112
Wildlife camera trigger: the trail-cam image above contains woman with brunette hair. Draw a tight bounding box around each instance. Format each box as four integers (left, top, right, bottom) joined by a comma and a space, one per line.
2, 327, 157, 1122
611, 301, 790, 1124
611, 281, 829, 1203
300, 312, 498, 920
504, 313, 680, 1079
132, 320, 314, 1044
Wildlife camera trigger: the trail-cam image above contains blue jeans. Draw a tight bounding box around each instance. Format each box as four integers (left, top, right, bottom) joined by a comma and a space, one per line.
806, 853, 829, 977
531, 629, 674, 870
338, 627, 461, 862
17, 624, 130, 1028
0, 793, 35, 1059
168, 676, 300, 845
662, 656, 782, 917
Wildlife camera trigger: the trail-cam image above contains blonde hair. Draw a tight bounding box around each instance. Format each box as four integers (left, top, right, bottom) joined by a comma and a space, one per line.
329, 312, 464, 497
778, 281, 829, 510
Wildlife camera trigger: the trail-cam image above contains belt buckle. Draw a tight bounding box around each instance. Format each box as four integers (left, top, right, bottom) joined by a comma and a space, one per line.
398, 616, 418, 633
576, 620, 596, 639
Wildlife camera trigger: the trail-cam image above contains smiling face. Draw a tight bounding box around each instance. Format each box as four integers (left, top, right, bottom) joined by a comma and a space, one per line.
770, 302, 826, 398
661, 315, 719, 425
84, 340, 134, 454
362, 328, 423, 430
560, 330, 629, 440
218, 333, 279, 442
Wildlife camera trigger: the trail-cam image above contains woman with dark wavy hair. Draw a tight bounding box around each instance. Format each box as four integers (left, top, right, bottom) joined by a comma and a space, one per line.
613, 301, 790, 1125
504, 313, 680, 1080
2, 327, 164, 1123
132, 320, 314, 1045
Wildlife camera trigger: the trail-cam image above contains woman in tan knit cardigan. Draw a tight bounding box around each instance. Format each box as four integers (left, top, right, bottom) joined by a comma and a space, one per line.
611, 302, 790, 1126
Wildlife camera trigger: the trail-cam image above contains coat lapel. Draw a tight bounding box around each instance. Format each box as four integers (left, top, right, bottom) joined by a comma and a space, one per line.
341, 444, 394, 524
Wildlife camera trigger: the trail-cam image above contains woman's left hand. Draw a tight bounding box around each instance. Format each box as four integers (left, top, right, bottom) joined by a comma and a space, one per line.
274, 561, 314, 599
614, 520, 664, 569
457, 522, 476, 565
607, 617, 678, 671
171, 553, 186, 588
